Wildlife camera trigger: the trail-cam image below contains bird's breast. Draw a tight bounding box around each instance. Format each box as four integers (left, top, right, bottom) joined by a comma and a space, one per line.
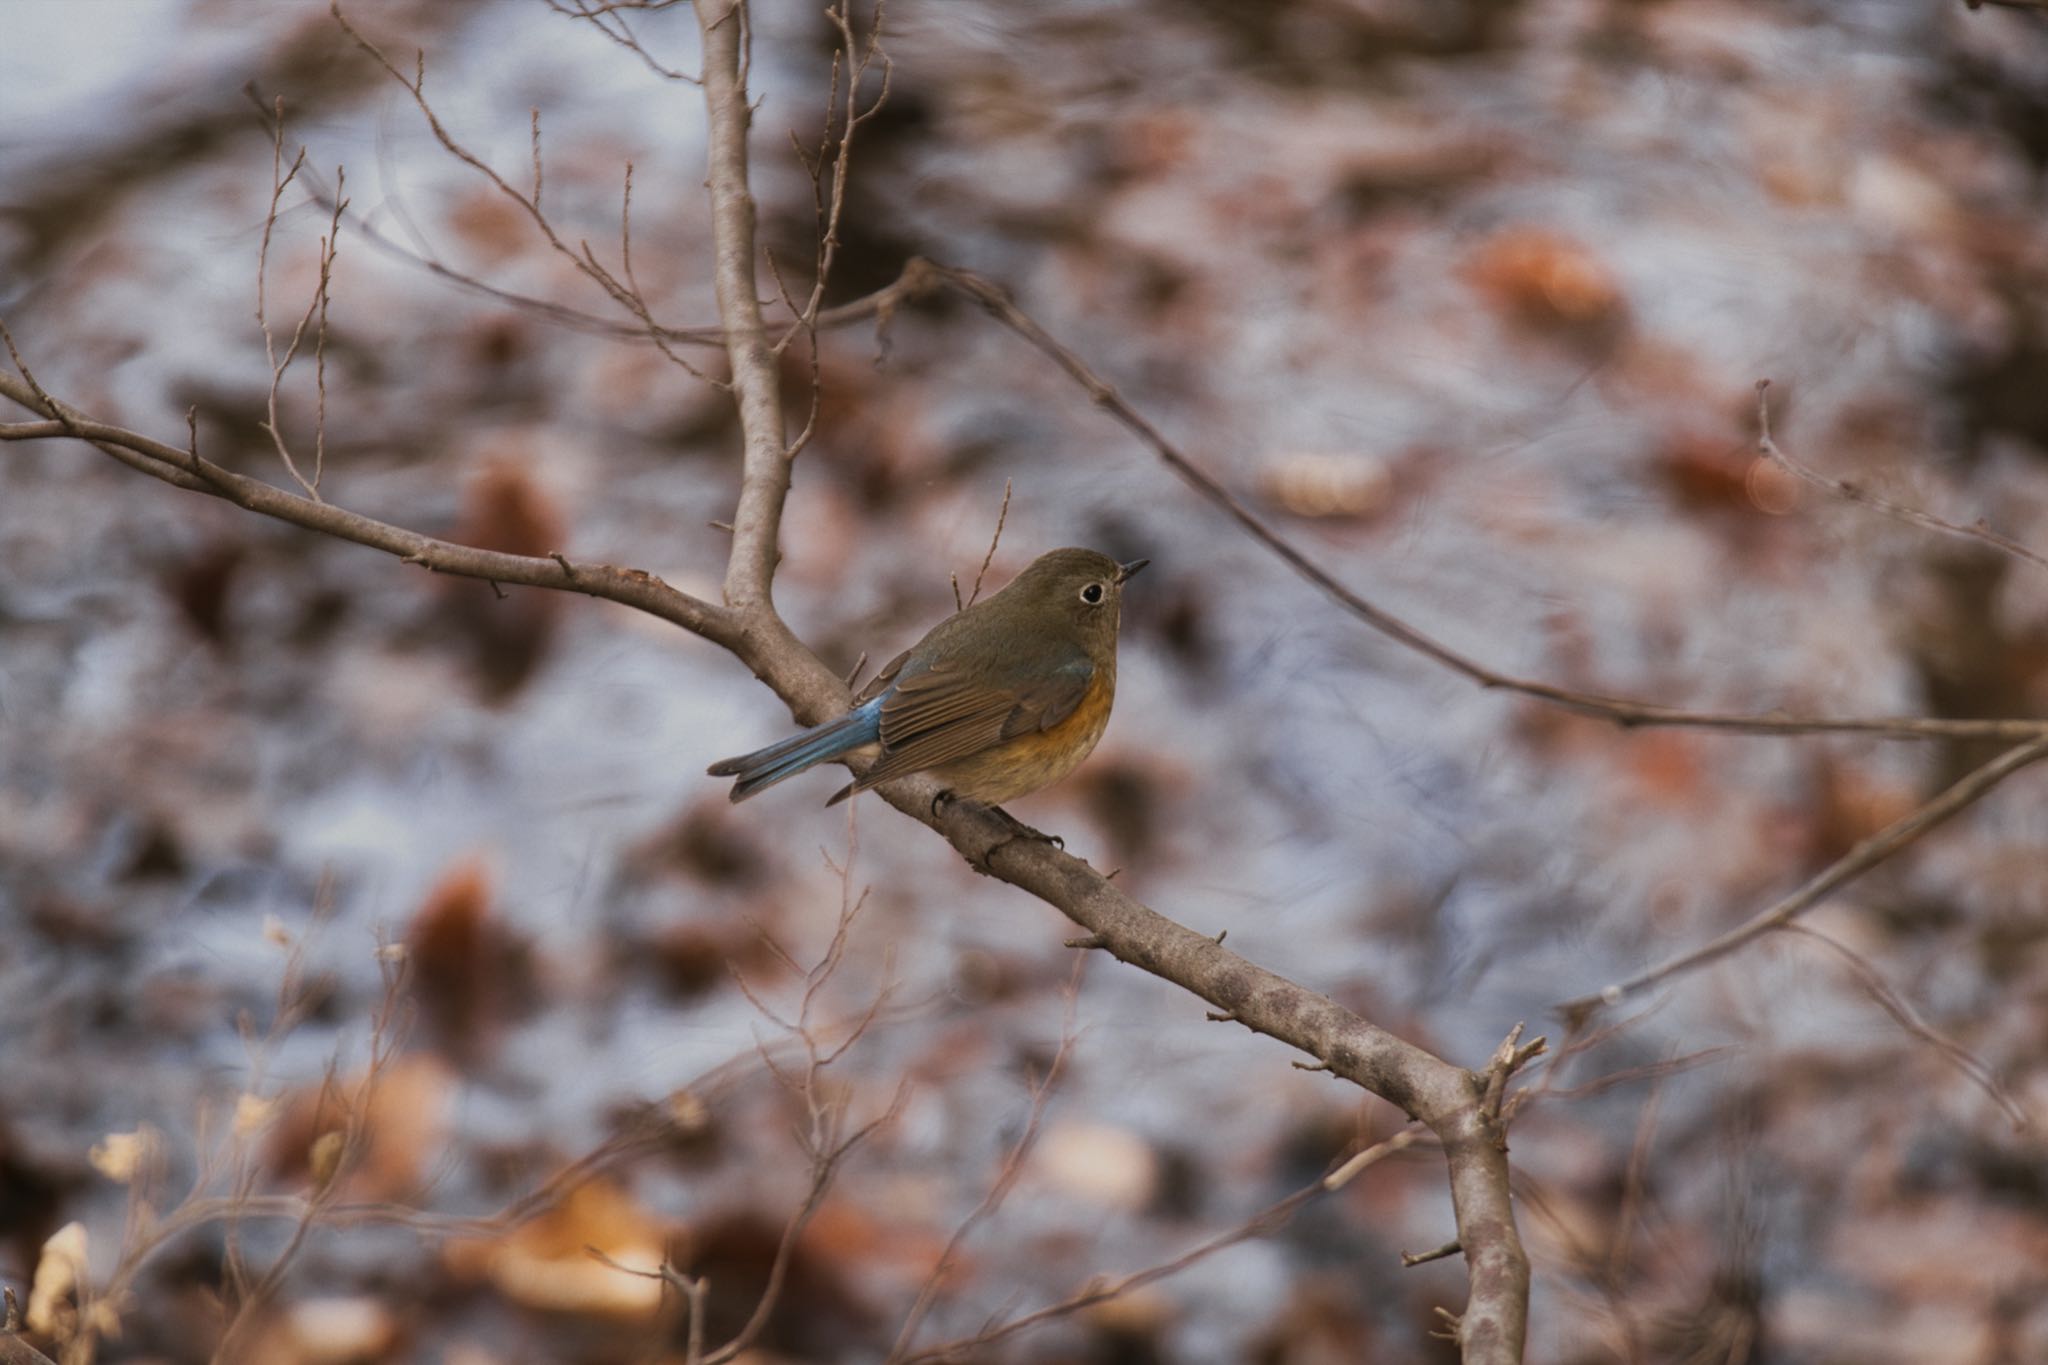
937, 667, 1116, 805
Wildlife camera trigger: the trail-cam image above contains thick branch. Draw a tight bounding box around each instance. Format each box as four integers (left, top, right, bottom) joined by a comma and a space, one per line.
696, 0, 792, 615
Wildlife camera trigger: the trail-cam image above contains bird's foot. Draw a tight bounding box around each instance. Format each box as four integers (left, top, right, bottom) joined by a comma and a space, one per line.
972, 804, 1065, 873
991, 805, 1063, 850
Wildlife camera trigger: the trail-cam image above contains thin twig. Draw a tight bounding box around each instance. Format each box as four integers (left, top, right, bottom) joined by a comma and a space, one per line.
903, 1146, 1385, 1364
886, 961, 1080, 1361
1558, 736, 2048, 1022
966, 479, 1010, 609
1323, 1126, 1427, 1191
1404, 1239, 1464, 1269
1784, 923, 2030, 1128
254, 100, 321, 499
545, 0, 703, 82
1756, 380, 2048, 577
330, 2, 708, 380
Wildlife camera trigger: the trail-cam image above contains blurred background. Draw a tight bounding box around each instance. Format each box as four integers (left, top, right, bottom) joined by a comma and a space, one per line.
3, 0, 2048, 1361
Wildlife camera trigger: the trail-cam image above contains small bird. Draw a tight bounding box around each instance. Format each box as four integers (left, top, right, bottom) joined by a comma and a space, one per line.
708, 547, 1148, 810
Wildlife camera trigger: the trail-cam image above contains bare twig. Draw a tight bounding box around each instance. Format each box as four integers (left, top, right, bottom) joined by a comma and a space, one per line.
708, 1089, 906, 1365
299, 176, 949, 351
775, 0, 893, 464
905, 1132, 1417, 1364
969, 479, 1011, 607
1558, 736, 2048, 1022
254, 99, 322, 498
886, 962, 1080, 1361
330, 3, 708, 380
1479, 1022, 1547, 1121
953, 479, 1012, 611
711, 816, 905, 1365
1405, 1239, 1464, 1269
0, 367, 734, 645
1322, 1125, 1427, 1191
1784, 923, 2030, 1128
311, 168, 341, 492
545, 0, 702, 82
1756, 380, 2048, 577
1508, 1046, 1735, 1115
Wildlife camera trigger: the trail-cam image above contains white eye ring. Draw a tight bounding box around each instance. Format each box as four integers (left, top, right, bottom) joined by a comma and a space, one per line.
1080, 582, 1106, 605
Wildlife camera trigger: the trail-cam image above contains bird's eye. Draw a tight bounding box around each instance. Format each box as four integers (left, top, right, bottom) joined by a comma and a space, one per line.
1080, 582, 1105, 605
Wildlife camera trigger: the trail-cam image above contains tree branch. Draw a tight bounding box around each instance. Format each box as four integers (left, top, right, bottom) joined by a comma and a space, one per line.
679, 8, 1532, 1359
1558, 736, 2048, 1023
916, 263, 2048, 746
1755, 380, 2048, 578
696, 0, 793, 617
0, 367, 734, 647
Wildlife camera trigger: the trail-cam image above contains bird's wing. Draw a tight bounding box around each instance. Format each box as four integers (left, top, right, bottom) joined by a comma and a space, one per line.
848, 651, 1095, 790
852, 647, 913, 706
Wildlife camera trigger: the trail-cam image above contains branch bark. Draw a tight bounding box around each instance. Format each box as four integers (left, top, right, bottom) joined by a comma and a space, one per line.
697, 0, 792, 619
1557, 735, 2048, 1024
0, 369, 734, 646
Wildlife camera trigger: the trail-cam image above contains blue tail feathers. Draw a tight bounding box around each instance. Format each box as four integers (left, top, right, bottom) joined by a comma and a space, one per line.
707, 698, 884, 802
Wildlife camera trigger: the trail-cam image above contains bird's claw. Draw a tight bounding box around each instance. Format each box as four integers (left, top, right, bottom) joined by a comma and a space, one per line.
973, 805, 1065, 872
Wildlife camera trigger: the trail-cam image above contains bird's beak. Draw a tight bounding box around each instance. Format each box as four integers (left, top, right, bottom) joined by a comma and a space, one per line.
1115, 557, 1150, 583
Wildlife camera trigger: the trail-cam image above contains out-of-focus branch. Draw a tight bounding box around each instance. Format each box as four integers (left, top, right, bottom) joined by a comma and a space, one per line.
0, 1333, 57, 1365
1, 1289, 56, 1365
330, 3, 711, 381
0, 365, 734, 647
906, 1128, 1426, 1363
1784, 923, 2030, 1128
916, 263, 2048, 746
886, 959, 1078, 1361
1755, 381, 2048, 578
544, 0, 700, 83
1558, 736, 2048, 1024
